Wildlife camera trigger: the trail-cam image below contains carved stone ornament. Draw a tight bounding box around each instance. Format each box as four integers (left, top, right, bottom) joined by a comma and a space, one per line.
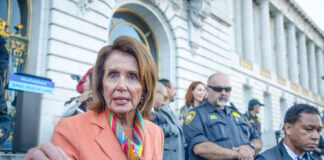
78, 0, 94, 15
189, 0, 213, 27
148, 0, 161, 6
171, 0, 183, 10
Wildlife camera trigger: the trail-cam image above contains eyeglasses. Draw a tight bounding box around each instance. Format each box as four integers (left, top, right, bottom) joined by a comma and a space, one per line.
157, 91, 168, 101
208, 86, 232, 92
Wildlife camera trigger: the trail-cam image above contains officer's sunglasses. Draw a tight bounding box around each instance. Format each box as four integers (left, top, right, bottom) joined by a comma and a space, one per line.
208, 86, 232, 92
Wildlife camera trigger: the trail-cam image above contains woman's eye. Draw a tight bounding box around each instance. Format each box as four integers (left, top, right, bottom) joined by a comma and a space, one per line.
128, 73, 138, 81
108, 72, 118, 79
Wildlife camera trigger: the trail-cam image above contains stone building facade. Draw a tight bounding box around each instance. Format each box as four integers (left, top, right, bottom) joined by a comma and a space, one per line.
0, 0, 323, 153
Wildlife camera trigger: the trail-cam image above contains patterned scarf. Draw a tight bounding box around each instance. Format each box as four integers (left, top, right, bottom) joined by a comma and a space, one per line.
105, 105, 145, 160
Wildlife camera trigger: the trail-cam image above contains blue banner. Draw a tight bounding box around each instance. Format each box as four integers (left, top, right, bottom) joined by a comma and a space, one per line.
8, 73, 55, 94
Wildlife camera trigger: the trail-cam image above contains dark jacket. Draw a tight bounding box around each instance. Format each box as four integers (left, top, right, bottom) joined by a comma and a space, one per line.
0, 77, 10, 143
255, 140, 315, 160
0, 35, 8, 79
311, 135, 324, 160
156, 105, 185, 160
0, 35, 10, 143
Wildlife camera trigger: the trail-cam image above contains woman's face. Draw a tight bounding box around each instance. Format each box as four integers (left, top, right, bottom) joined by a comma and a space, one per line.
192, 83, 206, 103
102, 50, 143, 115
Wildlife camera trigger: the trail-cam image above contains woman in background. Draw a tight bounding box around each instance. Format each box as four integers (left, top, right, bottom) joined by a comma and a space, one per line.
179, 81, 206, 127
62, 71, 93, 117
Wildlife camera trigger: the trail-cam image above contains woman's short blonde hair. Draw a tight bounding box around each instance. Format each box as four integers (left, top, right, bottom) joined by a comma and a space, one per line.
89, 36, 157, 119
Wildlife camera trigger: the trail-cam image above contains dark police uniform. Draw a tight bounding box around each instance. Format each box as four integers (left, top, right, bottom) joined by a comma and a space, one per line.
183, 101, 259, 160
244, 112, 261, 137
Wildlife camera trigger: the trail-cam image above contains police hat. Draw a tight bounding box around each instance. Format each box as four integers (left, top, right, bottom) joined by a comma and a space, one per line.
248, 99, 264, 111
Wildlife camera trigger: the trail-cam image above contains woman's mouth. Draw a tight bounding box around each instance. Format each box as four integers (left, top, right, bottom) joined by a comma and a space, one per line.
113, 97, 130, 105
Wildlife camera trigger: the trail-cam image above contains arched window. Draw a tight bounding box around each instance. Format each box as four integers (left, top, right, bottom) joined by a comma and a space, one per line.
109, 8, 159, 71
0, 0, 29, 35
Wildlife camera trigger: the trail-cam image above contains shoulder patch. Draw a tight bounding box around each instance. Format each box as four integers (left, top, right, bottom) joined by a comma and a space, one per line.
232, 112, 241, 118
248, 119, 255, 123
210, 114, 217, 119
185, 111, 196, 125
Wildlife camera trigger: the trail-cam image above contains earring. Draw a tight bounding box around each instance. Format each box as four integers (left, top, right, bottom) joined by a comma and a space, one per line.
140, 96, 144, 103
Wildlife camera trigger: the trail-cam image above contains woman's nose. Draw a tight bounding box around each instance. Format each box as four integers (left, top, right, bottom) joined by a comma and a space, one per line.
116, 76, 127, 91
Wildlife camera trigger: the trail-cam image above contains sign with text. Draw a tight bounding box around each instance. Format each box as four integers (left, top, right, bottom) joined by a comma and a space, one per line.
8, 73, 55, 94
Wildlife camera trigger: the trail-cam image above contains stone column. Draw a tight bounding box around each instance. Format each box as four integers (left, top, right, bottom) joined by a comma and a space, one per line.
287, 23, 298, 84
234, 0, 242, 56
274, 12, 287, 79
308, 42, 317, 93
259, 0, 272, 72
241, 0, 255, 62
297, 33, 309, 90
316, 49, 324, 97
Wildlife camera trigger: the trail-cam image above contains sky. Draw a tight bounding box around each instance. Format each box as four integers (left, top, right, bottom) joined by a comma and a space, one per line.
295, 0, 324, 31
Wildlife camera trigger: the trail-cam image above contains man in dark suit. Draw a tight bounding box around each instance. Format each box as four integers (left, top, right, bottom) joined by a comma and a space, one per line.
255, 104, 322, 160
156, 79, 185, 160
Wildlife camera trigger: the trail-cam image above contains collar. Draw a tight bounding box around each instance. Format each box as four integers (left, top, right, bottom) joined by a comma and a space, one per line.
205, 100, 232, 115
90, 110, 107, 129
161, 105, 172, 112
246, 112, 257, 119
283, 142, 308, 160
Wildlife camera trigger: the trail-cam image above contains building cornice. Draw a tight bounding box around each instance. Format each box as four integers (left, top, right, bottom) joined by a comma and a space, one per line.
285, 0, 324, 39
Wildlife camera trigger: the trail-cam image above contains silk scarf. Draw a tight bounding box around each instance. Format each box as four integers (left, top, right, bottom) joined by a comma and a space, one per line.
105, 105, 145, 160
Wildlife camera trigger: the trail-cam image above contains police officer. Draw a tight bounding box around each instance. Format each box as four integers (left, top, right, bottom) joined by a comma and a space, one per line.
183, 72, 262, 160
244, 99, 264, 137
255, 104, 321, 160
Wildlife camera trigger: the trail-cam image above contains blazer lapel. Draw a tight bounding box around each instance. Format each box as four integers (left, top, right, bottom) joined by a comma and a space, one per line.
91, 111, 126, 160
278, 140, 293, 160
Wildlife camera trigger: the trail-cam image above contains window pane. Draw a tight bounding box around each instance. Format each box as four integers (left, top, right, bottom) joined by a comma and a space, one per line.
114, 12, 150, 33
109, 9, 159, 70
113, 16, 127, 24
0, 0, 8, 21
110, 25, 144, 44
10, 0, 21, 33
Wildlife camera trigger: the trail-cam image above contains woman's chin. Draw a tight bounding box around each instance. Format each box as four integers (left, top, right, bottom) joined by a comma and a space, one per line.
110, 105, 136, 115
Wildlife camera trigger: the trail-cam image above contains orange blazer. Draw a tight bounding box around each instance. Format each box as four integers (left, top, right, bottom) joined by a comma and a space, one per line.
51, 110, 164, 160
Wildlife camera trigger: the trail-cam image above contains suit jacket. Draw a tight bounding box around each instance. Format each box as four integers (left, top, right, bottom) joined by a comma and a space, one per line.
51, 110, 164, 160
255, 140, 315, 160
156, 106, 185, 160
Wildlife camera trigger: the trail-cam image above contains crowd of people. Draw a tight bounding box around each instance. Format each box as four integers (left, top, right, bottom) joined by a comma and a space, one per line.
19, 36, 324, 160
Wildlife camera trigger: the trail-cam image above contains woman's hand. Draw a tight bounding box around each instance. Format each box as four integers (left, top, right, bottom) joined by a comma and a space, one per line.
77, 89, 93, 103
24, 142, 70, 160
